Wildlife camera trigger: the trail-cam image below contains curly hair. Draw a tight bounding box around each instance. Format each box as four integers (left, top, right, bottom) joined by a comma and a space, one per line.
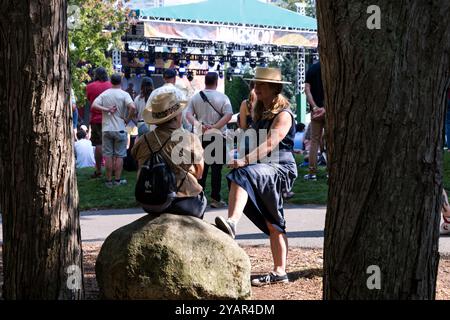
252, 83, 291, 122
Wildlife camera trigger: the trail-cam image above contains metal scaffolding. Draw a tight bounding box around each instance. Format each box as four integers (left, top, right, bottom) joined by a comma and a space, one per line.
297, 47, 306, 94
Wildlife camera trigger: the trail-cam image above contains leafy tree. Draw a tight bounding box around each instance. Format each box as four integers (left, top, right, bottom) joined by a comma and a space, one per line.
225, 74, 251, 114
277, 0, 316, 17
269, 55, 298, 106
68, 0, 131, 105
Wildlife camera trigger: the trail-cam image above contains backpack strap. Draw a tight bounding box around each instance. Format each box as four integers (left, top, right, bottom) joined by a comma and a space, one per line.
176, 171, 189, 193
143, 134, 154, 154
142, 132, 171, 156
148, 131, 190, 193
153, 131, 171, 153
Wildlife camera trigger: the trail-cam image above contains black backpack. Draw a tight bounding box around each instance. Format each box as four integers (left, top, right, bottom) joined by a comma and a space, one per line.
135, 133, 177, 212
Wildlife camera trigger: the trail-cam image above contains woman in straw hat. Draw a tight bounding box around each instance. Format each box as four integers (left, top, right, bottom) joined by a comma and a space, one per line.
131, 92, 207, 218
134, 76, 154, 137
215, 67, 298, 286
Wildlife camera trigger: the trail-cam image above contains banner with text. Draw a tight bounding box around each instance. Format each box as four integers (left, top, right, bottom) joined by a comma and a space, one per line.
144, 21, 318, 48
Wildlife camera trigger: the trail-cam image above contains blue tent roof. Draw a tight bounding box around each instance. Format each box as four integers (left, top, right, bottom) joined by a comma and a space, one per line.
139, 0, 317, 31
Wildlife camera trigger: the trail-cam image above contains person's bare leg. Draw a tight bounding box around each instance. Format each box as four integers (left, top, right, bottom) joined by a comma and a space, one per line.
95, 145, 102, 174
114, 157, 123, 181
105, 156, 113, 181
228, 182, 248, 223
266, 221, 288, 275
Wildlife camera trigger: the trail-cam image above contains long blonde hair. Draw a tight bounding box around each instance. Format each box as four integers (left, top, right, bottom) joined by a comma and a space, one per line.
246, 89, 256, 113
253, 83, 291, 122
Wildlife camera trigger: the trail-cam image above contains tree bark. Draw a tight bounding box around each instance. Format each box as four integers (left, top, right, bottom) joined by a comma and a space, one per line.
0, 1, 83, 299
317, 0, 450, 299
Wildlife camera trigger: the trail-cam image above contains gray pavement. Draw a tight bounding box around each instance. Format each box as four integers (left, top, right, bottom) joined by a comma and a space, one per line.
79, 205, 326, 248
2, 205, 450, 253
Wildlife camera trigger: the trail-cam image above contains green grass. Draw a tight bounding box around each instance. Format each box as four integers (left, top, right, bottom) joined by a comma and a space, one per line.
444, 151, 450, 192
286, 154, 328, 205
77, 168, 139, 210
77, 152, 450, 211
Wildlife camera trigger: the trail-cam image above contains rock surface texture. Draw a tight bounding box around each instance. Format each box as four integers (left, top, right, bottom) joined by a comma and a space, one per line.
96, 213, 252, 299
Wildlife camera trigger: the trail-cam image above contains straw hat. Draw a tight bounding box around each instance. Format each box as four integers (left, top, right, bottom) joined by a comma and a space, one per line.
143, 92, 187, 125
244, 67, 291, 84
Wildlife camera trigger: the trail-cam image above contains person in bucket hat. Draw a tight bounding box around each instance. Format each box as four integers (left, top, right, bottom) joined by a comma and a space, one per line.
143, 91, 187, 125
132, 92, 207, 218
214, 67, 298, 286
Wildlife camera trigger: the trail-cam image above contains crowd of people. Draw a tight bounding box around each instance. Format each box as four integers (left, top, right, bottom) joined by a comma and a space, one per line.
69, 63, 329, 287
71, 62, 450, 287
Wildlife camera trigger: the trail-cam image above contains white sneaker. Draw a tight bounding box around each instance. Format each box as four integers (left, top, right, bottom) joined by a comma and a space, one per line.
215, 216, 236, 239
114, 179, 127, 186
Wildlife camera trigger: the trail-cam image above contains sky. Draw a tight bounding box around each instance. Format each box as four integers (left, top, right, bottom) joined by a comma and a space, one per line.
127, 0, 269, 10
126, 0, 204, 10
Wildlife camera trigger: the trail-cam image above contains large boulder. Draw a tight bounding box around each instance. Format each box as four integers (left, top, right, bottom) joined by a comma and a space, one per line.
95, 213, 251, 300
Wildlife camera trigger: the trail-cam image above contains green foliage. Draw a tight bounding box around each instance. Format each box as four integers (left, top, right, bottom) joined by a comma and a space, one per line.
268, 55, 298, 106
224, 74, 251, 114
277, 0, 316, 17
68, 0, 131, 105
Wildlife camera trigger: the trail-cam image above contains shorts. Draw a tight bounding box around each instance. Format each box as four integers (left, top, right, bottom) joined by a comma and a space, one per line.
102, 131, 128, 158
90, 123, 102, 146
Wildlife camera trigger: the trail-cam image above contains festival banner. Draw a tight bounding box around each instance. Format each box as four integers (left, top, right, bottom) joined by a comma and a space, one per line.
144, 21, 318, 48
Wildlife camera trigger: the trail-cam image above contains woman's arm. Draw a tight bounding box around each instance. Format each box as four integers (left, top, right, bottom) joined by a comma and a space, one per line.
239, 100, 248, 129
189, 134, 204, 179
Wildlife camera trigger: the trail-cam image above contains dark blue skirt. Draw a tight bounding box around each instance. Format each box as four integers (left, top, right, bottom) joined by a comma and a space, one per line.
226, 152, 298, 235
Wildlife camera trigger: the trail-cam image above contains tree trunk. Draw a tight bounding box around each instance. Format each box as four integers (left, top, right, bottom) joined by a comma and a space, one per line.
0, 1, 83, 299
317, 0, 450, 299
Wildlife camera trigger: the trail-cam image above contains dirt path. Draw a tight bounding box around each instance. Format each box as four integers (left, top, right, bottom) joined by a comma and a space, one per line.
1, 244, 449, 299
80, 244, 450, 300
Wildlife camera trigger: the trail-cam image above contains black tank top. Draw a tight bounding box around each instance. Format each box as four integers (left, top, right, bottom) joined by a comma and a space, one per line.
252, 109, 296, 152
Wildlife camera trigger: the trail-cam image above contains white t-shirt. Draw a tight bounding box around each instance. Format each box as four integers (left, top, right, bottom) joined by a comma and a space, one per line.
74, 139, 96, 168
93, 88, 134, 132
186, 89, 233, 133
134, 95, 147, 122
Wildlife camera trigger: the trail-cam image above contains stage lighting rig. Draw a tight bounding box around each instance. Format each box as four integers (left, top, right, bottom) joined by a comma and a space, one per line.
208, 55, 215, 68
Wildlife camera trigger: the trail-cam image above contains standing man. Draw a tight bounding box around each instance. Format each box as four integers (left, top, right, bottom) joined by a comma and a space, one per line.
304, 61, 325, 181
186, 72, 233, 208
145, 68, 187, 131
92, 73, 136, 187
148, 68, 185, 102
86, 67, 112, 178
